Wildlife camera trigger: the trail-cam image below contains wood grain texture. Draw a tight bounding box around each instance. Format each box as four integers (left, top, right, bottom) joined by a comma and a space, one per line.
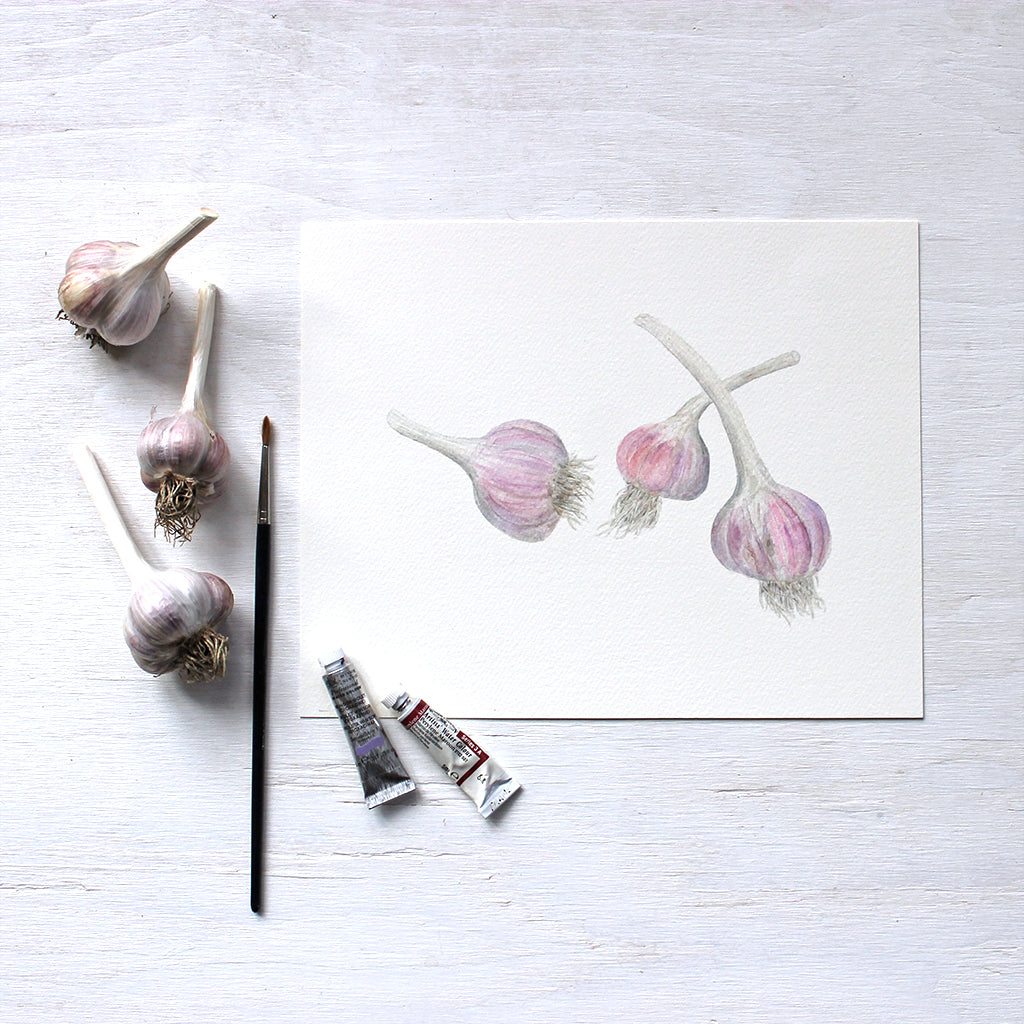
1, 2, 1021, 1021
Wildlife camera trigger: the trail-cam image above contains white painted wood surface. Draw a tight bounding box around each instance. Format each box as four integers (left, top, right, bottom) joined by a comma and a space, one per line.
2, 3, 1020, 1021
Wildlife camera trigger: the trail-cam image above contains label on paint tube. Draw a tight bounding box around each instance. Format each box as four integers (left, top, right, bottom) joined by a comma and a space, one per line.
383, 691, 521, 818
320, 652, 416, 809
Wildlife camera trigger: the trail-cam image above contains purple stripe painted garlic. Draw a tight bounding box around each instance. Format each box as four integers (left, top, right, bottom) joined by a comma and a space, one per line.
388, 411, 593, 542
72, 444, 233, 683
138, 283, 230, 543
58, 209, 217, 347
604, 350, 800, 537
635, 315, 831, 619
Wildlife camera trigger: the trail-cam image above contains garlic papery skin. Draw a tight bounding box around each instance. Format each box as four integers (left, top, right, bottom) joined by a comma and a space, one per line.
388, 410, 593, 542
72, 443, 234, 683
710, 482, 830, 618
604, 351, 800, 537
58, 208, 218, 347
138, 283, 230, 543
635, 314, 831, 618
125, 568, 234, 679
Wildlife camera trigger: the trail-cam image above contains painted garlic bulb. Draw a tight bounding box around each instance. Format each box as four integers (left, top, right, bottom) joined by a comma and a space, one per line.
605, 351, 800, 537
635, 315, 831, 619
72, 444, 233, 683
58, 208, 217, 346
138, 283, 230, 543
388, 410, 593, 542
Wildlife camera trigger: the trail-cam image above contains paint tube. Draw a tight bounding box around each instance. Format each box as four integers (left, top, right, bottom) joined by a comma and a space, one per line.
319, 648, 416, 808
381, 690, 520, 818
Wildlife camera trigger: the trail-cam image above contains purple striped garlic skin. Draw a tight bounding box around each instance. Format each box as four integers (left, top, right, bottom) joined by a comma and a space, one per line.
125, 567, 234, 681
604, 350, 800, 538
58, 209, 217, 347
387, 411, 593, 542
635, 314, 831, 618
712, 483, 830, 580
616, 422, 711, 501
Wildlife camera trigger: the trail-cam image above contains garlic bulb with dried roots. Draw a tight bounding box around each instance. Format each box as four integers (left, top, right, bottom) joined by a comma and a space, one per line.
635, 315, 831, 619
388, 411, 593, 542
603, 351, 800, 537
58, 208, 217, 347
138, 283, 230, 543
72, 443, 233, 683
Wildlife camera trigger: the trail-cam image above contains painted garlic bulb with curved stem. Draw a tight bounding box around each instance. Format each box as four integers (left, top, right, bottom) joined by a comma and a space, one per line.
605, 350, 800, 537
58, 208, 218, 347
72, 444, 234, 683
138, 283, 230, 543
635, 315, 831, 619
388, 410, 593, 542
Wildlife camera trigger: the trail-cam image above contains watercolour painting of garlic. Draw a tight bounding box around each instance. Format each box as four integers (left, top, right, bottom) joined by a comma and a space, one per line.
604, 350, 800, 537
72, 443, 233, 683
138, 283, 230, 543
58, 208, 217, 347
387, 410, 593, 542
635, 315, 831, 619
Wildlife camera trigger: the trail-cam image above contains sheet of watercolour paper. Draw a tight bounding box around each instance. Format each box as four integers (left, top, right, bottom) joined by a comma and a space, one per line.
300, 221, 921, 718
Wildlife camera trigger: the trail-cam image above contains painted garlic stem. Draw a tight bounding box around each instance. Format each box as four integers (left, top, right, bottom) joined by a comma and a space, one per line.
72, 444, 233, 683
635, 315, 831, 618
388, 410, 593, 542
58, 208, 218, 347
605, 350, 800, 537
138, 283, 230, 543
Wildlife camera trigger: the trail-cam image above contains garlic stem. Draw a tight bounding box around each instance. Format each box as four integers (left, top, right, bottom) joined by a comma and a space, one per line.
635, 315, 772, 486
387, 409, 476, 465
71, 443, 151, 587
669, 350, 800, 426
124, 208, 219, 277
179, 283, 217, 421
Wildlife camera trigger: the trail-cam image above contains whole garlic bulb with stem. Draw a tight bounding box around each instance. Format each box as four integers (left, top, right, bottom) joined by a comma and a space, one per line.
388, 410, 593, 542
57, 208, 218, 347
604, 351, 800, 537
635, 314, 831, 619
137, 283, 230, 543
72, 443, 234, 683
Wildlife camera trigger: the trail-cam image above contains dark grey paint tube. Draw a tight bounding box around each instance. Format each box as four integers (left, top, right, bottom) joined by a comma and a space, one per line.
319, 647, 416, 808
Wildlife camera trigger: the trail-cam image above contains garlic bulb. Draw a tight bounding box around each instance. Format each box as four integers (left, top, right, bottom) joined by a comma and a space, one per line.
604, 351, 800, 537
72, 443, 234, 682
635, 315, 831, 618
58, 208, 217, 347
138, 283, 230, 543
388, 411, 593, 542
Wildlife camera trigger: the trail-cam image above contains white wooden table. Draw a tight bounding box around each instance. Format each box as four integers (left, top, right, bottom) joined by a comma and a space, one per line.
3, 4, 1021, 1021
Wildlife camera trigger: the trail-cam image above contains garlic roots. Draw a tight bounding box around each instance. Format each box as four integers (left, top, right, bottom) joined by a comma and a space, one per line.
72, 443, 233, 682
138, 283, 230, 543
604, 351, 800, 537
58, 209, 217, 347
635, 315, 831, 618
388, 410, 593, 542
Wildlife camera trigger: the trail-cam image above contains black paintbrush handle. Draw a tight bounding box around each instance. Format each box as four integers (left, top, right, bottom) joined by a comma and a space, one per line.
250, 522, 271, 914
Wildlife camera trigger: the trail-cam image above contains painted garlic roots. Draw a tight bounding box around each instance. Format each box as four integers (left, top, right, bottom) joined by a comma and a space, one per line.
635, 315, 831, 619
388, 411, 593, 542
58, 209, 218, 347
604, 350, 800, 537
138, 283, 230, 543
72, 444, 233, 683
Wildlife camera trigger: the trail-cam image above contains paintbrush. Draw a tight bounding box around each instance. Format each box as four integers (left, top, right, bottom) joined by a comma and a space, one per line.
251, 416, 271, 914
